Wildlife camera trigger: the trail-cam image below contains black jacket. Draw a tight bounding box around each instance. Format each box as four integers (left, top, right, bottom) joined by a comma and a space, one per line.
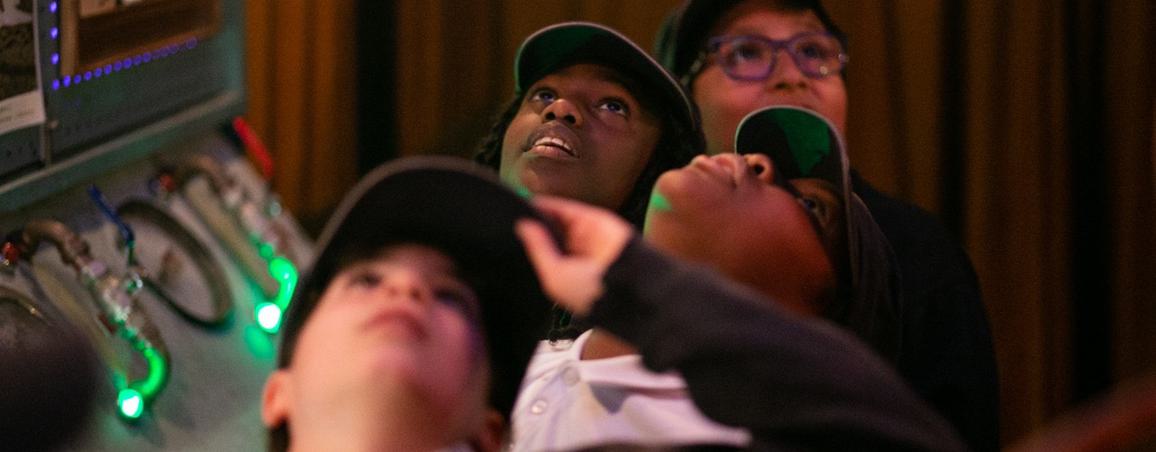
587, 237, 968, 452
852, 172, 999, 452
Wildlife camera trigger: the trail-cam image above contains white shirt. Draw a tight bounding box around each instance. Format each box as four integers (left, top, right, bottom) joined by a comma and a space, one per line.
508, 330, 751, 451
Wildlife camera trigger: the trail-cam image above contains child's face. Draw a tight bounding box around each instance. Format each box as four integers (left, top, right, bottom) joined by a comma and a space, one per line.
262, 244, 489, 443
500, 63, 663, 211
691, 1, 848, 155
644, 153, 838, 313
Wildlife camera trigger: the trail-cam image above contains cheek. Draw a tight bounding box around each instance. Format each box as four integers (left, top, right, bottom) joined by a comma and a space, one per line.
500, 114, 537, 164
693, 76, 759, 155
430, 311, 484, 383
816, 81, 848, 132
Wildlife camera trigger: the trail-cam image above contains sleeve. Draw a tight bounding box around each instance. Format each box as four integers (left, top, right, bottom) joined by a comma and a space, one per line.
585, 237, 969, 452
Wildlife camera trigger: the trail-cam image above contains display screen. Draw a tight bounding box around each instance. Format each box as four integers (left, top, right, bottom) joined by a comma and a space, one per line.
62, 0, 220, 75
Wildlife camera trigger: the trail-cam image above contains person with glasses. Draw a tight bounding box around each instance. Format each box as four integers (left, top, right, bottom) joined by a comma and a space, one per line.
655, 1, 1000, 451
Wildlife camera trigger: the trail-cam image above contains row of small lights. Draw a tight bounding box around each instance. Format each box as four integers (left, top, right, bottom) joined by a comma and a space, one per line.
46, 1, 198, 91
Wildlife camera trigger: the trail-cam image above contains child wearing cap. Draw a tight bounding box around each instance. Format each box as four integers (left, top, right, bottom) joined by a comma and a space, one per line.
656, 2, 999, 449
474, 21, 702, 230
513, 131, 964, 450
260, 157, 555, 451
503, 107, 909, 450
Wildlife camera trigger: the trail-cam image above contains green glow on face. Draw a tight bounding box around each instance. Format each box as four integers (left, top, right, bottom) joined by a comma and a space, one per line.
648, 190, 672, 212
117, 389, 144, 419
514, 185, 533, 199
256, 302, 283, 333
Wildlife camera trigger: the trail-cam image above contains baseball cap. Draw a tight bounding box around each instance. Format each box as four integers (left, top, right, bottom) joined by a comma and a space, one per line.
655, 0, 847, 82
276, 155, 557, 416
735, 106, 901, 361
515, 21, 697, 133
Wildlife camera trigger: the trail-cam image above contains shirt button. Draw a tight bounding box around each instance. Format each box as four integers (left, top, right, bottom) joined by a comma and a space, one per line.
562, 367, 580, 386
530, 399, 548, 415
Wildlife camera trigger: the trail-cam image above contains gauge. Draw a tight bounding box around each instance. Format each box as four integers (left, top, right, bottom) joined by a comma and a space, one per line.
115, 200, 232, 327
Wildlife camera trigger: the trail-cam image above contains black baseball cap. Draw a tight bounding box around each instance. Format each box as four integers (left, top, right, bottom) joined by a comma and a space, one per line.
655, 0, 847, 82
735, 106, 901, 360
515, 21, 697, 133
276, 156, 557, 416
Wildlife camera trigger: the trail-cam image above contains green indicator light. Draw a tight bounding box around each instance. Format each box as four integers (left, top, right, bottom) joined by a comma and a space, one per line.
256, 302, 282, 333
118, 389, 144, 419
270, 256, 297, 310
138, 346, 168, 397
258, 241, 276, 260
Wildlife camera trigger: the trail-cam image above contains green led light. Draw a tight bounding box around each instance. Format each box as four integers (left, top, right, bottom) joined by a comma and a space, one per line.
270, 257, 297, 309
138, 346, 168, 397
118, 389, 144, 419
109, 326, 169, 421
256, 302, 282, 333
255, 255, 297, 334
258, 241, 276, 260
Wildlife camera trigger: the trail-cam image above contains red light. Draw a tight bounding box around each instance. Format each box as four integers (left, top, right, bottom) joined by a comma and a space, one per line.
232, 116, 275, 182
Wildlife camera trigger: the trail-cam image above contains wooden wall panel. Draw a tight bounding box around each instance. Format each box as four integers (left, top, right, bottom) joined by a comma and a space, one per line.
244, 0, 358, 229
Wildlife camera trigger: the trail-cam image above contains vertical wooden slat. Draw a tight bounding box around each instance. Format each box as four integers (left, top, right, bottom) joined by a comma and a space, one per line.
306, 0, 358, 213
243, 0, 274, 167
267, 1, 310, 215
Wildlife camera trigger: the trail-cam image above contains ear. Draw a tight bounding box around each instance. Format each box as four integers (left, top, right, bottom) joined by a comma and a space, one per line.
469, 409, 508, 452
261, 370, 292, 428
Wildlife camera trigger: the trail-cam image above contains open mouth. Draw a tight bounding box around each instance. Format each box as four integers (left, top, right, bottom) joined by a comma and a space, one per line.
531, 136, 575, 156
524, 124, 580, 158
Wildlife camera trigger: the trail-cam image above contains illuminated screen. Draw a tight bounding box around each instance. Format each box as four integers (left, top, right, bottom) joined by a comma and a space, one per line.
62, 0, 221, 75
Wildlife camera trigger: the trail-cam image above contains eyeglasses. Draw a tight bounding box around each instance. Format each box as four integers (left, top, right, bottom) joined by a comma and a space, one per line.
693, 33, 848, 82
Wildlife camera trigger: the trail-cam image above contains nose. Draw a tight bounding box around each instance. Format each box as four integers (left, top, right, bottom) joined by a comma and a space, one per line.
381, 269, 432, 305
765, 49, 809, 91
541, 98, 582, 126
742, 153, 776, 184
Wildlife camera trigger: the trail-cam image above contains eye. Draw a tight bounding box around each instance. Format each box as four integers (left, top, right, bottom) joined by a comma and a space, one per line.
433, 285, 480, 318
598, 98, 629, 117
346, 268, 382, 290
529, 88, 557, 104
796, 42, 831, 60
798, 196, 830, 227
729, 39, 768, 62
725, 38, 772, 64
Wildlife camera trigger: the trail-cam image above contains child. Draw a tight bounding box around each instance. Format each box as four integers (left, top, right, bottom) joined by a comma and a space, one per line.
506, 107, 904, 450
474, 21, 702, 230
657, 2, 1000, 449
260, 156, 556, 451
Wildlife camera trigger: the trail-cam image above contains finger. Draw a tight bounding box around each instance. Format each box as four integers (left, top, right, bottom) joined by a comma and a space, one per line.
515, 219, 561, 277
